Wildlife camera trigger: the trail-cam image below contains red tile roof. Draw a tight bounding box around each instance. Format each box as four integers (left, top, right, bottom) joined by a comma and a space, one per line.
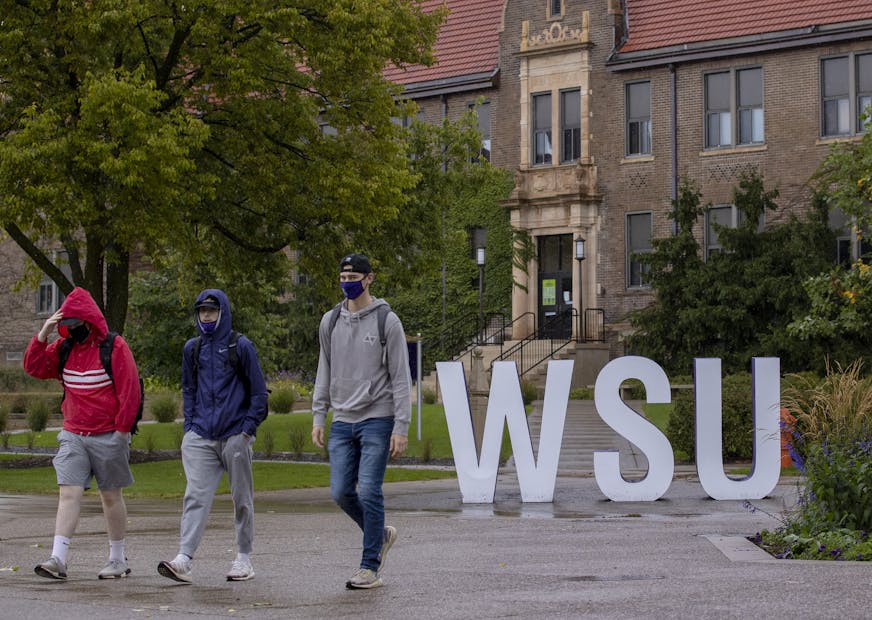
384, 0, 503, 86
620, 0, 872, 53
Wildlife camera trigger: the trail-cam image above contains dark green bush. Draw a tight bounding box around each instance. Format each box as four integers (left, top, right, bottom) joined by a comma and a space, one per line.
800, 442, 872, 531
150, 394, 180, 423
26, 398, 52, 432
268, 388, 297, 414
0, 366, 47, 391
520, 380, 539, 406
667, 373, 754, 462
422, 387, 437, 405
0, 405, 7, 434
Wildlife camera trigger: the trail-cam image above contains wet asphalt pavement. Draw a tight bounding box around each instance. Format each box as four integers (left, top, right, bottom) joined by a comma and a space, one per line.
0, 473, 869, 619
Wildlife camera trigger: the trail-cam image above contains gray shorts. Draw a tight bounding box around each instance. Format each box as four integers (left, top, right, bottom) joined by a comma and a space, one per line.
53, 430, 134, 491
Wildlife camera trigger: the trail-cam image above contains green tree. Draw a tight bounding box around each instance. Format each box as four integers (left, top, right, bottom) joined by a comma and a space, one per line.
383, 105, 515, 367
0, 0, 444, 332
629, 171, 834, 375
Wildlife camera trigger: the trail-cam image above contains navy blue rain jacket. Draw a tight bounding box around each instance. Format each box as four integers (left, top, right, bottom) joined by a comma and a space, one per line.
182, 288, 268, 439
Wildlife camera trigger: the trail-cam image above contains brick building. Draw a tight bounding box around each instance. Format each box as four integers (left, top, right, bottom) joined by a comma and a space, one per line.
2, 0, 871, 366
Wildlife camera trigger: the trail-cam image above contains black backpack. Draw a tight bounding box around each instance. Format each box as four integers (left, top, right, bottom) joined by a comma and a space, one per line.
325, 302, 391, 365
58, 332, 145, 434
190, 330, 252, 404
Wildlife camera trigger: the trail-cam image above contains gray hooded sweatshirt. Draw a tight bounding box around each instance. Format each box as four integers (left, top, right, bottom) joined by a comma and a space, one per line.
312, 298, 411, 436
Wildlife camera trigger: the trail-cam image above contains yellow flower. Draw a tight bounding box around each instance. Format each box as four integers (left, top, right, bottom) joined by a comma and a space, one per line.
843, 290, 857, 304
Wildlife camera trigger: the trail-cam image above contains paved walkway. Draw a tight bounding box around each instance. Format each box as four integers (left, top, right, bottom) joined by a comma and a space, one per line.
0, 474, 869, 619
526, 399, 650, 474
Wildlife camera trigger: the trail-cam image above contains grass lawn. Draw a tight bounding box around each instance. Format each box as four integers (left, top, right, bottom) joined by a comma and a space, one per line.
2, 403, 510, 461
0, 459, 456, 498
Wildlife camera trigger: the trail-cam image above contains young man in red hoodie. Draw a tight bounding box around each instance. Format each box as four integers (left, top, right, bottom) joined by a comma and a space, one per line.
24, 287, 141, 580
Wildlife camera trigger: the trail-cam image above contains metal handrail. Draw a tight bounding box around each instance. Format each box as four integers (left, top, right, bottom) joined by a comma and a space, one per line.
492, 308, 578, 377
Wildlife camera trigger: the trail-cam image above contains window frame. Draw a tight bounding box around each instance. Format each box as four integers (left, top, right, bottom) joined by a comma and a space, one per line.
559, 88, 581, 163
35, 250, 70, 316
468, 100, 492, 163
532, 92, 553, 166
626, 211, 653, 289
548, 0, 563, 19
625, 80, 652, 157
704, 66, 764, 148
821, 52, 872, 137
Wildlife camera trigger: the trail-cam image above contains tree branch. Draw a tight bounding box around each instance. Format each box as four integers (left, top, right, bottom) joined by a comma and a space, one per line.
210, 220, 288, 253
4, 223, 74, 295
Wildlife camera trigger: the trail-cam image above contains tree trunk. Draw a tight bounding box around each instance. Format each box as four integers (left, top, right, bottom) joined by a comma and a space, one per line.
105, 251, 130, 334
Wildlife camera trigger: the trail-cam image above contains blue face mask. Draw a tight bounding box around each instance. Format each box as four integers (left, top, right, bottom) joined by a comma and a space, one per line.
200, 321, 218, 334
340, 280, 365, 300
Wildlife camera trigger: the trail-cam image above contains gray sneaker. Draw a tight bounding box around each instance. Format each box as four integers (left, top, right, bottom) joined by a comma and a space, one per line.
346, 567, 383, 589
157, 556, 192, 583
379, 525, 397, 572
98, 559, 130, 579
35, 556, 67, 580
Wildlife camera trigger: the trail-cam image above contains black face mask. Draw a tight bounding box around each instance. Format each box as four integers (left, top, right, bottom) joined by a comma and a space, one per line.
70, 323, 90, 343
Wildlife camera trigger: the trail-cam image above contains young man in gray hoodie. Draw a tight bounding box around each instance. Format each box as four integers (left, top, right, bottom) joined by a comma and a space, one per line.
311, 253, 411, 589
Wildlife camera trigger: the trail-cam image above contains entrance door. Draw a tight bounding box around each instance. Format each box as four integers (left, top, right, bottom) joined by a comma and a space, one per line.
538, 235, 573, 338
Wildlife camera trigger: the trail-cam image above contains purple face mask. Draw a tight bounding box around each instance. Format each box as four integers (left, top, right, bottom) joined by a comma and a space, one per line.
340, 280, 365, 300
200, 321, 218, 334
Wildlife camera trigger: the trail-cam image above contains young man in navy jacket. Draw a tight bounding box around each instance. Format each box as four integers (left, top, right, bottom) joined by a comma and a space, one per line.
158, 289, 268, 583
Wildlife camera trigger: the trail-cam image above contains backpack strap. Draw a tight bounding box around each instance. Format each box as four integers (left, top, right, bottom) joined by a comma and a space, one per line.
99, 332, 117, 380
190, 331, 250, 403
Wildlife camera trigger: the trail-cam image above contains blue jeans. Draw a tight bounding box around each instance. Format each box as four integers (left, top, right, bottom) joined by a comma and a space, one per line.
328, 417, 393, 571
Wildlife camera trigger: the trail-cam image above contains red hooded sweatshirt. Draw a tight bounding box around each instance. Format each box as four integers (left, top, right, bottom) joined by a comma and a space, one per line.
23, 287, 141, 435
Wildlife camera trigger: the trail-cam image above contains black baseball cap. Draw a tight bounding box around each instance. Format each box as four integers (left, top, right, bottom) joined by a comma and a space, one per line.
195, 296, 220, 310
339, 253, 372, 274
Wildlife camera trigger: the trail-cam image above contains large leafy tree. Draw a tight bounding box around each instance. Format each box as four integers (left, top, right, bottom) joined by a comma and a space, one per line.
0, 0, 443, 332
628, 171, 834, 375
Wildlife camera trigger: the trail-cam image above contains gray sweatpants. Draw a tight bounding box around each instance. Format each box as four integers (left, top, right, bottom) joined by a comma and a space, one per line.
178, 430, 254, 558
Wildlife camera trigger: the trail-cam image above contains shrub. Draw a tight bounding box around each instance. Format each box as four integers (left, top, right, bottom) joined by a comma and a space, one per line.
288, 427, 305, 456
420, 438, 433, 463
0, 366, 46, 391
667, 373, 754, 462
150, 394, 180, 423
0, 404, 7, 434
10, 394, 28, 414
261, 430, 275, 457
781, 361, 872, 532
26, 431, 36, 449
0, 432, 9, 448
26, 398, 52, 432
422, 387, 437, 405
569, 386, 594, 399
520, 380, 539, 406
269, 388, 297, 414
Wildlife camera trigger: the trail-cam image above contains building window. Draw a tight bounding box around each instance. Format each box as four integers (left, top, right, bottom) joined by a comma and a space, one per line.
626, 212, 652, 288
532, 92, 552, 165
35, 250, 70, 315
625, 81, 651, 156
829, 206, 871, 265
737, 68, 764, 144
560, 89, 581, 163
705, 68, 764, 148
858, 53, 872, 132
821, 53, 872, 136
549, 0, 562, 19
822, 57, 850, 136
469, 101, 491, 162
37, 279, 65, 315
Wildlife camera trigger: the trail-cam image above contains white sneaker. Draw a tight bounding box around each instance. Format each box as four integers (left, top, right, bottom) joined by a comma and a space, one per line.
98, 558, 131, 579
157, 555, 192, 583
346, 567, 383, 589
226, 558, 255, 581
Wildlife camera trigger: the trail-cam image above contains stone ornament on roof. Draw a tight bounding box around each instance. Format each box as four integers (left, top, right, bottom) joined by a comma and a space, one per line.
520, 12, 590, 53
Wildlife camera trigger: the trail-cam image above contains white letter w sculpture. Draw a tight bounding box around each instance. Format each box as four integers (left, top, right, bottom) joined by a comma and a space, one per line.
437, 360, 573, 503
